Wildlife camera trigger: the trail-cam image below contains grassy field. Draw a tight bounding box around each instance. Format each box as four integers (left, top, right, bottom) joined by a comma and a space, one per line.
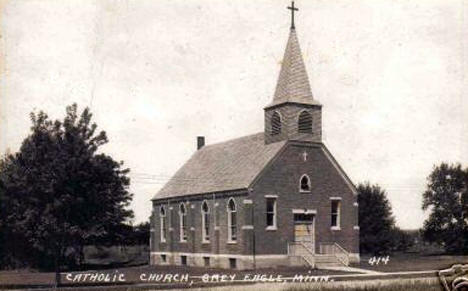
283, 278, 442, 291
84, 245, 149, 267
355, 252, 468, 272
187, 278, 443, 291
17, 278, 440, 291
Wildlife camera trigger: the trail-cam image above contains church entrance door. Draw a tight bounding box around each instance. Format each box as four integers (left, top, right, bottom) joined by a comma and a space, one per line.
293, 213, 315, 253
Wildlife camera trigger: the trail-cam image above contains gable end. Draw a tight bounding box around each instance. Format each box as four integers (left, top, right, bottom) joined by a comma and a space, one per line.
320, 145, 357, 195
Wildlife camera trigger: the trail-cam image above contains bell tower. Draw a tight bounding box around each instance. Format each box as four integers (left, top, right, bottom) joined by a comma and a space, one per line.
264, 1, 322, 145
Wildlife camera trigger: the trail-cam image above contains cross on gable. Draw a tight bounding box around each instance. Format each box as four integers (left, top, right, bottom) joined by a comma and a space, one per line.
302, 151, 308, 161
287, 1, 299, 30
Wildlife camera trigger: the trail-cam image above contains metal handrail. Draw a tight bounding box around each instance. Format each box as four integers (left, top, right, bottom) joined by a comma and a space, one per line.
332, 243, 349, 266
288, 241, 312, 253
319, 242, 350, 266
288, 241, 315, 267
290, 242, 352, 266
333, 242, 349, 256
300, 255, 314, 266
334, 252, 348, 266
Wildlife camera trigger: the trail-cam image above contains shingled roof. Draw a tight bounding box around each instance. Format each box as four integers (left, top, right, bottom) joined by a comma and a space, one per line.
153, 133, 286, 200
267, 28, 320, 108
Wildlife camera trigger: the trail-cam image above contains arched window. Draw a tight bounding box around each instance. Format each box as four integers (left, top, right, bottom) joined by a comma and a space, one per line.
227, 198, 237, 242
179, 203, 187, 242
300, 174, 311, 192
201, 201, 210, 243
298, 110, 313, 133
160, 206, 167, 243
271, 111, 282, 135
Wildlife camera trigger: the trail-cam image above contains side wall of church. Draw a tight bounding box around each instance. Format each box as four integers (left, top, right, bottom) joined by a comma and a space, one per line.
150, 193, 255, 268
251, 143, 359, 257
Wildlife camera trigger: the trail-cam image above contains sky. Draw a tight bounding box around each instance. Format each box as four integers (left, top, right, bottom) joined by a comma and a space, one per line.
1, 0, 467, 229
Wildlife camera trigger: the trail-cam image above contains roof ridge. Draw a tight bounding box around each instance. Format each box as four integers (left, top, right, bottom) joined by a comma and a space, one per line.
199, 132, 264, 149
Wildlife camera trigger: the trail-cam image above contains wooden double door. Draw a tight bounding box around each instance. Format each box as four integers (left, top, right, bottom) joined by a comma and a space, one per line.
294, 213, 315, 253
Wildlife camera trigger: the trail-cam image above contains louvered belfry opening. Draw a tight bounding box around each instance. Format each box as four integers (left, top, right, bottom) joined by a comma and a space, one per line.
298, 110, 312, 133
271, 111, 282, 135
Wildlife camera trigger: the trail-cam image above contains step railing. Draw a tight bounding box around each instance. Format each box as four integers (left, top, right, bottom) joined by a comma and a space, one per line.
287, 242, 315, 267
319, 242, 350, 266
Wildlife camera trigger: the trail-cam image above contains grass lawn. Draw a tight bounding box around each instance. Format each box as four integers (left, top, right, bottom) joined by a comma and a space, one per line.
354, 252, 468, 272
0, 277, 441, 291
201, 278, 443, 291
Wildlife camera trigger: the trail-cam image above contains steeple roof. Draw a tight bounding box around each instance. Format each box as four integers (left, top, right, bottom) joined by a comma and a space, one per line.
267, 28, 320, 108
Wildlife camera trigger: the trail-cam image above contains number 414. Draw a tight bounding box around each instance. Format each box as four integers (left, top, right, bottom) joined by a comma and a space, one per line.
368, 256, 390, 265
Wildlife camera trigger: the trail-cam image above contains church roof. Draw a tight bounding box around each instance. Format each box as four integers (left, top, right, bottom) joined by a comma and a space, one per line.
267, 28, 320, 108
153, 133, 286, 200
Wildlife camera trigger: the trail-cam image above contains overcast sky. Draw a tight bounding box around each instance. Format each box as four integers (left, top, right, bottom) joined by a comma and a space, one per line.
1, 0, 467, 229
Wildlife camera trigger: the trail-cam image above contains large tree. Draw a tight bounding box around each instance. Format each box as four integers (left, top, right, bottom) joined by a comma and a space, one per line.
0, 104, 133, 271
357, 182, 396, 255
422, 163, 468, 254
0, 167, 9, 267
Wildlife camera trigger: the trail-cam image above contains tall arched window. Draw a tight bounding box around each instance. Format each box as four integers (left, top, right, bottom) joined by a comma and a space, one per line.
227, 198, 237, 242
160, 206, 166, 243
300, 174, 311, 192
271, 111, 282, 135
201, 201, 210, 243
298, 110, 313, 133
179, 203, 187, 242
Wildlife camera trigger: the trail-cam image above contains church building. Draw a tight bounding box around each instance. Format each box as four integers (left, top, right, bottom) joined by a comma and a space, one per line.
150, 2, 360, 270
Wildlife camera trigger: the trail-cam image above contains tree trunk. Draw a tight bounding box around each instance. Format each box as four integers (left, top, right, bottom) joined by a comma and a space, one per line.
54, 257, 61, 288
78, 245, 85, 269
54, 247, 62, 288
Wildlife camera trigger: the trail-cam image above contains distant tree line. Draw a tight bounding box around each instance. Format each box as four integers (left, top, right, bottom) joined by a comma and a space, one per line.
114, 222, 150, 246
358, 162, 468, 255
421, 163, 468, 254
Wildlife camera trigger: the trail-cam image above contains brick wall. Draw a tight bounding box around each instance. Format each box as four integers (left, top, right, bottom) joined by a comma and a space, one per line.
251, 143, 359, 255
151, 193, 251, 261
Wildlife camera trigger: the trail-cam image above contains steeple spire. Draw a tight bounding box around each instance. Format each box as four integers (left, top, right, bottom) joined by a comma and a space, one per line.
267, 23, 319, 108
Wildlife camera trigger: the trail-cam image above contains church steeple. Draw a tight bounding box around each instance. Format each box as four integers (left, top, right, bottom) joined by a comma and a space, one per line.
264, 2, 322, 145
268, 28, 320, 108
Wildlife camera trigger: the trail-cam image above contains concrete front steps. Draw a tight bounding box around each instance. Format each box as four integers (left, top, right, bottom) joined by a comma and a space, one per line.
314, 254, 344, 268
288, 242, 351, 268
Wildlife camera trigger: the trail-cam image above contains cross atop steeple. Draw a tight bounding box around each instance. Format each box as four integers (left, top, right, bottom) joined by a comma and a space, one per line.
287, 1, 299, 30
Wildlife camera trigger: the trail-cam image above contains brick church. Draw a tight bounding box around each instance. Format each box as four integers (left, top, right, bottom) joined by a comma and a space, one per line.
150, 2, 360, 270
